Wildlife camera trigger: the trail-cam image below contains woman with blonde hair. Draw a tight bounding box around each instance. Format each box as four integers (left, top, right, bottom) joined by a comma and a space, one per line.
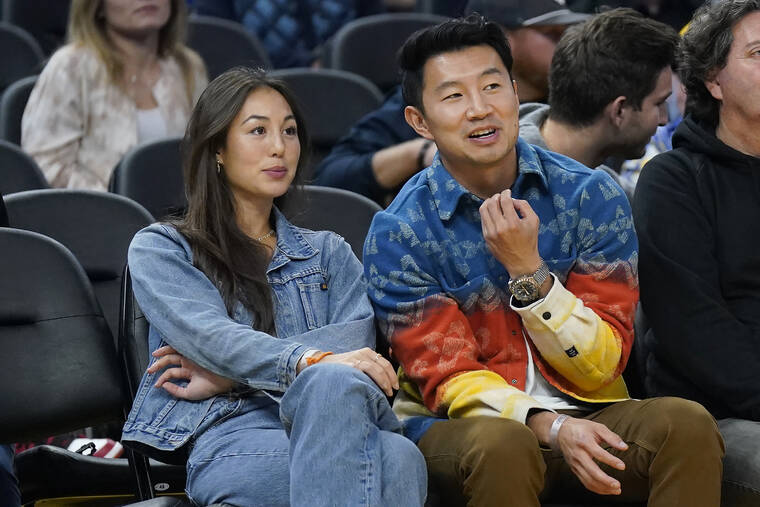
22, 0, 207, 190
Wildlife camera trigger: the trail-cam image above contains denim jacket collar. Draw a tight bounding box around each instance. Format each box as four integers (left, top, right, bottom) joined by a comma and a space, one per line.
427, 137, 550, 222
268, 207, 319, 273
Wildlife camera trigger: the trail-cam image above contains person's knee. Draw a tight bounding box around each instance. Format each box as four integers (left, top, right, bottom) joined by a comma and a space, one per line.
461, 417, 544, 475
295, 362, 381, 400
282, 362, 385, 426
646, 397, 723, 454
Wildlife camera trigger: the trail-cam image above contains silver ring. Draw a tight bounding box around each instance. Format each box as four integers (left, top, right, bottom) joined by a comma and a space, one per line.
375, 353, 382, 361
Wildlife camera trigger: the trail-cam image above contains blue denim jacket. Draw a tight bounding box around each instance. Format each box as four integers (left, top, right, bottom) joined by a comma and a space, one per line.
122, 208, 375, 457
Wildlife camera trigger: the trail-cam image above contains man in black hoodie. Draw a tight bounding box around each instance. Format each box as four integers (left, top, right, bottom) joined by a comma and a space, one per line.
634, 1, 760, 505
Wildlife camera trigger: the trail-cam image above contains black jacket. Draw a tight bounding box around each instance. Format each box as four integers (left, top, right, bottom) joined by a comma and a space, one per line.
633, 115, 760, 420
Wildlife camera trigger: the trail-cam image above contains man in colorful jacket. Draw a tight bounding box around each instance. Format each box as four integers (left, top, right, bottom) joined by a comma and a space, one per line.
364, 14, 724, 506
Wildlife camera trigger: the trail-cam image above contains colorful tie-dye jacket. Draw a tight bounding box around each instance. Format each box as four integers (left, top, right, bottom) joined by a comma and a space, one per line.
364, 138, 638, 430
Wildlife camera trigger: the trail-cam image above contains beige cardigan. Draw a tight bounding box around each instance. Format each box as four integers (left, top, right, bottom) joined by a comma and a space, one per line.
21, 44, 207, 190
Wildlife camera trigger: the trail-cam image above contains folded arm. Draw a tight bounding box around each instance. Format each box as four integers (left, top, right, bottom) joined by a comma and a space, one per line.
129, 225, 375, 393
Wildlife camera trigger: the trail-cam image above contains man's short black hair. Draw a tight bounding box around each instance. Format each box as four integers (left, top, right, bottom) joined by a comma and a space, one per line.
398, 14, 513, 113
680, 0, 760, 127
548, 8, 678, 127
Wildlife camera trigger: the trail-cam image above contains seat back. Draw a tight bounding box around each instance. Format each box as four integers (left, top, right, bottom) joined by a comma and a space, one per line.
0, 22, 43, 94
270, 68, 383, 165
290, 185, 382, 261
326, 13, 448, 92
1, 0, 71, 55
4, 189, 154, 339
0, 228, 123, 443
110, 137, 185, 221
0, 139, 48, 194
0, 192, 7, 225
0, 74, 36, 144
187, 14, 271, 80
415, 0, 466, 16
120, 266, 150, 404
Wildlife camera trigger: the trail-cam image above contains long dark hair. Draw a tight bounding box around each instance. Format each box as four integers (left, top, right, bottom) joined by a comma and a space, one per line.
175, 67, 310, 333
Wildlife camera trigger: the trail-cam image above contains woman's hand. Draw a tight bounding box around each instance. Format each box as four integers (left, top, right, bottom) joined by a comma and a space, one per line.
317, 347, 399, 396
148, 345, 238, 401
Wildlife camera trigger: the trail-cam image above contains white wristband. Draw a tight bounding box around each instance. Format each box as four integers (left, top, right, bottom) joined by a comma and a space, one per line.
549, 414, 569, 451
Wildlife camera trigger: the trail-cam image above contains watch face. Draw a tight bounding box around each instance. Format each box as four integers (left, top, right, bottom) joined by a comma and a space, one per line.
510, 278, 540, 301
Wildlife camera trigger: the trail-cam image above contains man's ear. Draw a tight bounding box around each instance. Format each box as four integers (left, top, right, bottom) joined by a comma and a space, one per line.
404, 105, 434, 141
605, 96, 628, 129
704, 73, 723, 101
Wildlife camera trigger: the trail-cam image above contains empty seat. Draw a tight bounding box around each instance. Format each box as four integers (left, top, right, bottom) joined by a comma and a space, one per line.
4, 189, 154, 339
270, 68, 383, 165
110, 137, 185, 221
326, 12, 447, 92
2, 0, 71, 55
187, 14, 271, 80
0, 139, 48, 194
0, 22, 43, 94
290, 185, 382, 261
0, 74, 36, 144
0, 227, 134, 503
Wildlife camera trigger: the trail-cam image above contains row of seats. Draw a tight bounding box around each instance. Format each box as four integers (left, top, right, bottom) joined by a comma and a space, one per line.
1, 8, 447, 94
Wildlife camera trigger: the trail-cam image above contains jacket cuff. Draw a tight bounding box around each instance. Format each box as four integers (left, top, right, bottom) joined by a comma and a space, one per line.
510, 274, 577, 333
280, 343, 311, 388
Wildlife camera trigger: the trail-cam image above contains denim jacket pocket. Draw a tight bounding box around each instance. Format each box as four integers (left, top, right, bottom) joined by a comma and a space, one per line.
297, 278, 329, 330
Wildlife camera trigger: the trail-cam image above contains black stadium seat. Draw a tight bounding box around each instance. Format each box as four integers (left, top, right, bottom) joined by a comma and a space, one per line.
1, 0, 71, 55
0, 22, 43, 94
5, 189, 154, 339
0, 228, 137, 503
270, 68, 383, 165
290, 185, 382, 261
0, 74, 36, 144
110, 137, 185, 221
187, 14, 271, 80
0, 139, 48, 194
326, 12, 448, 92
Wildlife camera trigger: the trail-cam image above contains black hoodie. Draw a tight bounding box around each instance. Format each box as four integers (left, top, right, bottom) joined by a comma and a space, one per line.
633, 114, 760, 420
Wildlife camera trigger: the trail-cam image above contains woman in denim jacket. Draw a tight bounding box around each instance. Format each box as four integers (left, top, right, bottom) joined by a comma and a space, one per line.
121, 67, 426, 506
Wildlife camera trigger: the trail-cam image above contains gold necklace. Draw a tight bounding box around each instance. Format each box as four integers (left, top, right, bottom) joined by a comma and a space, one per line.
256, 229, 275, 242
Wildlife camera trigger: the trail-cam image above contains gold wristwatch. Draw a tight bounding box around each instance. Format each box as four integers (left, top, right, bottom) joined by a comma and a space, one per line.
508, 261, 550, 303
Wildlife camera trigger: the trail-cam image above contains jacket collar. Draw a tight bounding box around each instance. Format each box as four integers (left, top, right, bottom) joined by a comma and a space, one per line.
268, 206, 318, 272
427, 137, 550, 221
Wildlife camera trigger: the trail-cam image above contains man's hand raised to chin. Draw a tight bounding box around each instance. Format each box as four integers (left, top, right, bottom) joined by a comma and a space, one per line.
479, 189, 553, 297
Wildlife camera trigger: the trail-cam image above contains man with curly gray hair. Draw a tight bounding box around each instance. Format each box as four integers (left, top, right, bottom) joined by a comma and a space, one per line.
634, 1, 760, 505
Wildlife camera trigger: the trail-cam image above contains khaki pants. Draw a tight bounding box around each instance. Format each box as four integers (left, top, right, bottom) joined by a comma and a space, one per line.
418, 397, 724, 506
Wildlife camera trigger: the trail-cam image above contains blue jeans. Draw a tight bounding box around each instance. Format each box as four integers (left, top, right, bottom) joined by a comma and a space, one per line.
185, 363, 427, 506
718, 418, 760, 506
0, 444, 20, 507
